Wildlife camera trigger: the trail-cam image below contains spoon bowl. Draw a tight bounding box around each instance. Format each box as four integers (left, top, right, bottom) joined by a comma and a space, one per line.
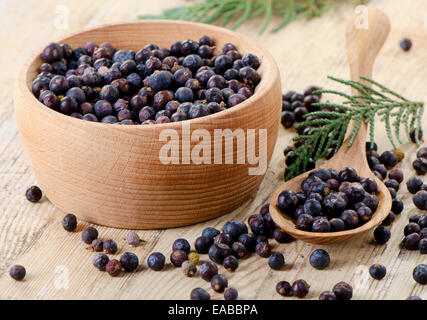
270, 8, 392, 244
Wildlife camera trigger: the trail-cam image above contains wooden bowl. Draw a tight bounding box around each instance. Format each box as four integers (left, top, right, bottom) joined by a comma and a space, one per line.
14, 21, 282, 229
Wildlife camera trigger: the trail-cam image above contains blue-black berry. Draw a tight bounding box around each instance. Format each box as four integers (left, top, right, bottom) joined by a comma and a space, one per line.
103, 239, 118, 254
268, 252, 285, 270
25, 186, 42, 203
224, 287, 238, 300
147, 252, 165, 271
413, 264, 427, 284
9, 265, 26, 281
82, 227, 98, 244
190, 287, 210, 300
309, 249, 330, 270
93, 253, 109, 271
369, 264, 386, 280
120, 252, 139, 272
61, 213, 77, 232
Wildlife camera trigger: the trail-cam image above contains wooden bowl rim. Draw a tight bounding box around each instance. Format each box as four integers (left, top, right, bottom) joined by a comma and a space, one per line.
15, 20, 280, 132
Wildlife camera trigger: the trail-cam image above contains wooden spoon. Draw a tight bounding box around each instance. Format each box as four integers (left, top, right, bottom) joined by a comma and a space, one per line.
270, 8, 391, 244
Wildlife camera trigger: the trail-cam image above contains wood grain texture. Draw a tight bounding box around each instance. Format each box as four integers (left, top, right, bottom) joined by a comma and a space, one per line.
270, 8, 392, 244
0, 0, 426, 300
14, 21, 281, 229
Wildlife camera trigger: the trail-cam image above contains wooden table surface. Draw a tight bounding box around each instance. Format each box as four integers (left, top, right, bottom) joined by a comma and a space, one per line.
0, 0, 426, 300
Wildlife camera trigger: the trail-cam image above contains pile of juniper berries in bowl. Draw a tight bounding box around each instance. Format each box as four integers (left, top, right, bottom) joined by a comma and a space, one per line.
31, 35, 261, 124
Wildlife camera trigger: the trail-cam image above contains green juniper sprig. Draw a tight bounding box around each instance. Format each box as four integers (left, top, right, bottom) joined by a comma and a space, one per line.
139, 0, 368, 34
285, 76, 424, 180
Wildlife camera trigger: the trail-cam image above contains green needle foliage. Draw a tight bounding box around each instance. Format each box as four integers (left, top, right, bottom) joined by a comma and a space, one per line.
285, 76, 424, 180
139, 0, 367, 34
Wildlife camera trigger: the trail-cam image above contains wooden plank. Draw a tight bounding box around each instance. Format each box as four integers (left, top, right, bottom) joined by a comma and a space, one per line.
0, 0, 426, 299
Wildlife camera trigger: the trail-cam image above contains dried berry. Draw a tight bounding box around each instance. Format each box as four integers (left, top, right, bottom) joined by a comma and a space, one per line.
340, 210, 359, 229
273, 228, 293, 243
404, 223, 421, 236
330, 218, 345, 232
61, 213, 77, 232
106, 259, 122, 277
93, 253, 109, 271
223, 255, 239, 272
379, 151, 398, 169
82, 227, 98, 244
199, 261, 218, 281
369, 264, 386, 280
25, 186, 42, 203
125, 231, 140, 247
192, 236, 211, 254
319, 291, 337, 300
188, 252, 199, 265
400, 38, 412, 51
418, 239, 427, 254
312, 217, 331, 232
214, 233, 233, 246
103, 239, 118, 254
208, 243, 231, 263
413, 264, 427, 284
9, 265, 26, 281
120, 252, 139, 272
222, 220, 248, 240
238, 233, 257, 252
296, 214, 314, 231
388, 169, 404, 183
268, 252, 285, 270
172, 238, 191, 254
211, 274, 228, 293
413, 158, 427, 175
224, 287, 238, 300
309, 249, 330, 270
277, 190, 298, 214
276, 281, 292, 296
291, 279, 310, 298
406, 296, 422, 300
170, 250, 188, 267
147, 252, 165, 271
333, 281, 353, 300
339, 167, 359, 182
374, 225, 391, 244
91, 239, 103, 252
182, 260, 197, 277
231, 242, 247, 258
255, 242, 271, 258
382, 212, 395, 226
413, 191, 427, 210
403, 233, 421, 250
190, 288, 210, 300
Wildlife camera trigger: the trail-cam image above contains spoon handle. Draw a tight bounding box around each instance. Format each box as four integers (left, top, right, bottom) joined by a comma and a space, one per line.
335, 8, 390, 163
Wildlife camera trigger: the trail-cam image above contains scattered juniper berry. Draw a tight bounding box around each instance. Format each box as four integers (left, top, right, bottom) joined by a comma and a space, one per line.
309, 249, 330, 270
190, 288, 210, 300
268, 252, 285, 270
147, 252, 165, 271
9, 265, 26, 281
199, 261, 218, 281
291, 279, 310, 298
369, 264, 386, 280
333, 281, 353, 300
224, 287, 238, 300
25, 186, 42, 203
93, 253, 109, 271
106, 259, 122, 277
